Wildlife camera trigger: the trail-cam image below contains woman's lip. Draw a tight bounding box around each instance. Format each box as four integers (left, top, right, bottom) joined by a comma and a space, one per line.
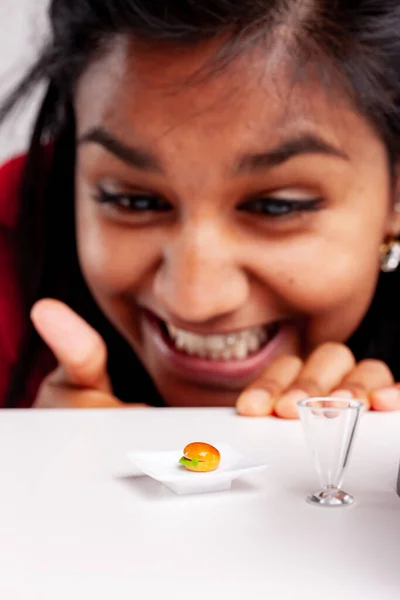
143, 312, 288, 388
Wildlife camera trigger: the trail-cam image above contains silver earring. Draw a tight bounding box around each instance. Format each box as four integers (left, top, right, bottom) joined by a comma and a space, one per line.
381, 238, 400, 273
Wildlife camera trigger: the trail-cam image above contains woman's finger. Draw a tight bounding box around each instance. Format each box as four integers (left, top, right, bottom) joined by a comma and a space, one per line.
359, 359, 400, 410
33, 366, 149, 409
370, 384, 400, 411
31, 299, 111, 392
274, 343, 355, 419
34, 377, 121, 409
236, 355, 303, 416
332, 359, 394, 410
34, 378, 149, 409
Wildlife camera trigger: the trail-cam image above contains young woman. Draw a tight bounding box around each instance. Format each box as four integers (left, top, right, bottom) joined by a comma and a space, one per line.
1, 0, 400, 417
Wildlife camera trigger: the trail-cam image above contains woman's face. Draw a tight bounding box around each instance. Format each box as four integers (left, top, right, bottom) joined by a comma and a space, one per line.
74, 38, 400, 407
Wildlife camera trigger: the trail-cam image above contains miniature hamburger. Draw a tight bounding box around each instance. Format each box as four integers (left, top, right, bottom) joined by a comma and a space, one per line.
179, 442, 221, 472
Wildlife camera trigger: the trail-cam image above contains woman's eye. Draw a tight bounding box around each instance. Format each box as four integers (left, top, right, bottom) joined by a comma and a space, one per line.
238, 197, 323, 217
96, 189, 172, 212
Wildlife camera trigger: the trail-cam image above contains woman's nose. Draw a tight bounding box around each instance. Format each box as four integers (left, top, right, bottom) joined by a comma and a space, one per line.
153, 224, 249, 323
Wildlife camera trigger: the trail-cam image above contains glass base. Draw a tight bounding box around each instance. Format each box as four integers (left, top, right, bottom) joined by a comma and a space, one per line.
307, 488, 355, 507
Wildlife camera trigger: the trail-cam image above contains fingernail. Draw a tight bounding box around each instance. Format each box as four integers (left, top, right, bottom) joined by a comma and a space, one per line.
373, 387, 400, 409
237, 389, 271, 416
331, 389, 354, 399
275, 389, 309, 418
32, 302, 97, 362
375, 388, 400, 401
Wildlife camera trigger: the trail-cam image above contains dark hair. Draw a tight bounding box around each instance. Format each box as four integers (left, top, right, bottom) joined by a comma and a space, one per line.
2, 0, 400, 407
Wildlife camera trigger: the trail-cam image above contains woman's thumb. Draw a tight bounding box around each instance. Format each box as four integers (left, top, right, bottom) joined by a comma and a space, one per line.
31, 299, 111, 392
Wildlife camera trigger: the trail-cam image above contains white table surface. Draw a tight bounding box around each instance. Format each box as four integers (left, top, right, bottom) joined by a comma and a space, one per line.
0, 408, 399, 600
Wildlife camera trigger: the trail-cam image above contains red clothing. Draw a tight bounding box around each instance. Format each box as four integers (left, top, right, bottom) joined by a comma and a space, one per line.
0, 155, 55, 407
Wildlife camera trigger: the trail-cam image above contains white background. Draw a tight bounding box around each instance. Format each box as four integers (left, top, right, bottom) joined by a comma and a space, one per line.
0, 0, 49, 162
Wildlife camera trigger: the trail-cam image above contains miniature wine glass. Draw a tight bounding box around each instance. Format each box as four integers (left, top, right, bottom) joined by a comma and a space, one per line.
297, 397, 363, 507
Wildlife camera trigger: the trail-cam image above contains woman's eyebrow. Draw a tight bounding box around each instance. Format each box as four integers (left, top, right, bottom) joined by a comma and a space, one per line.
234, 133, 349, 174
78, 127, 164, 172
77, 127, 348, 175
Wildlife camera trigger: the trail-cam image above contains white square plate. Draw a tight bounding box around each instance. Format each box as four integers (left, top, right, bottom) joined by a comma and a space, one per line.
127, 443, 268, 495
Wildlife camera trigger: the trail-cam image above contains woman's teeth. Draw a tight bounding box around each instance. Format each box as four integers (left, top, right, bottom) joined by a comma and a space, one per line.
166, 324, 268, 361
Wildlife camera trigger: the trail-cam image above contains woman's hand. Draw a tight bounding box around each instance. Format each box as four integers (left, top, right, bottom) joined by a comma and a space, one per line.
31, 299, 145, 409
31, 304, 400, 416
236, 342, 400, 418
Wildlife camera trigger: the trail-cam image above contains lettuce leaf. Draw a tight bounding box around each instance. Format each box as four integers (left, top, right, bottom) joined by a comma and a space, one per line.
179, 457, 199, 467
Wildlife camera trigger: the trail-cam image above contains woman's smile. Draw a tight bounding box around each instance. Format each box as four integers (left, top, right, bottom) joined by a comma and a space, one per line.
142, 309, 287, 388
